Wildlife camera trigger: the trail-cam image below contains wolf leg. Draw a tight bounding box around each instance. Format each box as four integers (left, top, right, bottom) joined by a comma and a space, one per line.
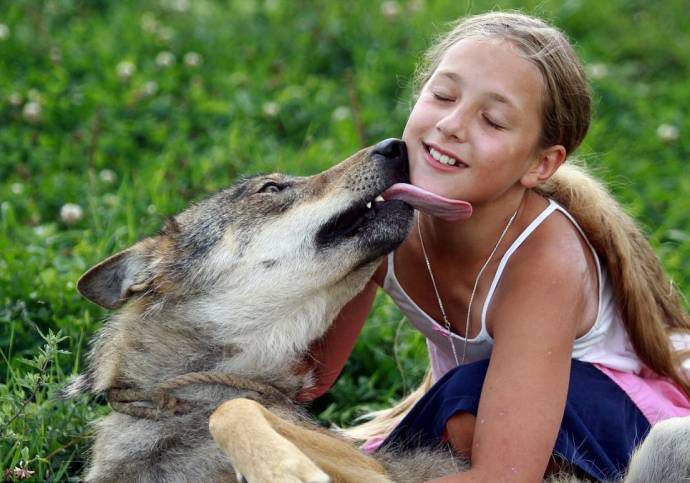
210, 398, 329, 483
210, 398, 391, 483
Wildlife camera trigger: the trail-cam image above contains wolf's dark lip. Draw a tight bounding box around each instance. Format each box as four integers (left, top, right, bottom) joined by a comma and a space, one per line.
317, 138, 411, 248
317, 198, 377, 243
316, 191, 410, 245
332, 201, 371, 236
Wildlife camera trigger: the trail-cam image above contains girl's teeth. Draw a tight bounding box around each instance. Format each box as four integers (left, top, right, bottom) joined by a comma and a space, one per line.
429, 147, 457, 166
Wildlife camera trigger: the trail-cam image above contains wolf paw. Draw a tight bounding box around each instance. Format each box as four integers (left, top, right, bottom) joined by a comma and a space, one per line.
279, 457, 330, 483
210, 399, 330, 483
234, 456, 330, 483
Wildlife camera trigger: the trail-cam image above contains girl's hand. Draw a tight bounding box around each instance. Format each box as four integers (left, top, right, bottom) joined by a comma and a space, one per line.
426, 473, 483, 483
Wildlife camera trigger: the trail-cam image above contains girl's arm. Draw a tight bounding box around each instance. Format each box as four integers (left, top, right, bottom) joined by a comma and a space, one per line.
434, 230, 592, 482
296, 279, 378, 401
296, 261, 387, 401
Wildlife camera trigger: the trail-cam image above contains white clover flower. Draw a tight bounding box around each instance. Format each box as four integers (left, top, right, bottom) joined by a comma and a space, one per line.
33, 225, 49, 237
99, 169, 117, 183
142, 80, 158, 96
229, 72, 249, 86
408, 0, 424, 12
184, 52, 202, 68
22, 101, 42, 123
656, 123, 679, 143
155, 51, 176, 68
50, 46, 62, 63
117, 61, 136, 81
264, 0, 280, 12
381, 1, 401, 18
140, 12, 158, 33
634, 83, 650, 97
157, 26, 174, 42
164, 0, 190, 12
60, 203, 83, 224
103, 193, 119, 207
5, 467, 35, 480
262, 101, 280, 118
332, 106, 350, 121
147, 204, 157, 214
8, 92, 22, 106
0, 24, 9, 41
585, 63, 608, 80
10, 183, 23, 194
71, 89, 84, 105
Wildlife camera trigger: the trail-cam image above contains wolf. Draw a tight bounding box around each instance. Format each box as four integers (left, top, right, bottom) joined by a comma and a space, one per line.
65, 139, 689, 482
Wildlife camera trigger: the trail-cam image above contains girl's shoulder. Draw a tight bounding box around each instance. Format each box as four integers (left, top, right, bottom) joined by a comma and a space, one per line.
509, 195, 597, 275
488, 198, 600, 337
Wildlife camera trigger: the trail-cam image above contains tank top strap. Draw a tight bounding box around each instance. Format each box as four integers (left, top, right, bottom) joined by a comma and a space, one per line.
382, 251, 396, 292
550, 201, 603, 278
550, 201, 604, 319
479, 200, 560, 328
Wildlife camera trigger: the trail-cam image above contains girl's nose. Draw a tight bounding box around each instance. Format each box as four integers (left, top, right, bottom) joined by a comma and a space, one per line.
436, 106, 469, 142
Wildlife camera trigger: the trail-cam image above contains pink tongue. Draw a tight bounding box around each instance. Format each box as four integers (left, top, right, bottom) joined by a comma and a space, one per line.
382, 183, 472, 221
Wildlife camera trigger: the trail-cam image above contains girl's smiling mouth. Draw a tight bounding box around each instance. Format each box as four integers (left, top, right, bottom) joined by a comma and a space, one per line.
422, 141, 469, 171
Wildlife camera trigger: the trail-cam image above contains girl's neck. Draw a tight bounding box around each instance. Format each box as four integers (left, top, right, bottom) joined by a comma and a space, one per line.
419, 188, 530, 267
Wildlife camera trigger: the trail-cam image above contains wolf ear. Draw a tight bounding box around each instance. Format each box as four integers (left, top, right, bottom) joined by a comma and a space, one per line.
77, 239, 156, 309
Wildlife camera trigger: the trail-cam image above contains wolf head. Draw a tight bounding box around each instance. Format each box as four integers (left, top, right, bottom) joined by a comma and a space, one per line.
68, 139, 413, 397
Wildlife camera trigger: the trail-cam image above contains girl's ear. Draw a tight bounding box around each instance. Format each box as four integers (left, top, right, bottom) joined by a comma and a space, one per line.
521, 145, 566, 188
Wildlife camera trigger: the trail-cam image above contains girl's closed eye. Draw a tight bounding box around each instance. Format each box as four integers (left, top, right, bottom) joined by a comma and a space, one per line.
431, 90, 454, 102
482, 114, 505, 130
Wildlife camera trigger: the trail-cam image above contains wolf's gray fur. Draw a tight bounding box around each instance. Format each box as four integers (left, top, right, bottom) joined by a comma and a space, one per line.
66, 139, 690, 483
67, 141, 426, 482
623, 416, 690, 483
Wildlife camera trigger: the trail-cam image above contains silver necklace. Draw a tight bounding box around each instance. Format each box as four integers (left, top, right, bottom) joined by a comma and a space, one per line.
417, 204, 520, 365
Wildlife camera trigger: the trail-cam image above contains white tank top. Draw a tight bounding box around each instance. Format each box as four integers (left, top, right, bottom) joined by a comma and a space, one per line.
383, 200, 644, 382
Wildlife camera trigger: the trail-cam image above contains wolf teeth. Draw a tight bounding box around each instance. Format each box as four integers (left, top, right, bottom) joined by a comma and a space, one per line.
365, 196, 384, 210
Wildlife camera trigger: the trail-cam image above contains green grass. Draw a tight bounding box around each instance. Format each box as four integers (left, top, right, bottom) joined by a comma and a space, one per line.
1, 0, 688, 480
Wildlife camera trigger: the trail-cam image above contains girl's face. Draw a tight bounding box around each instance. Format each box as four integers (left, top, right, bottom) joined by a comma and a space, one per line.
402, 37, 547, 206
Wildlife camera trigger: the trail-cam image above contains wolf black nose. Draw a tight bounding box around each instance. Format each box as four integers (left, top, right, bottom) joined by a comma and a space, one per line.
372, 138, 407, 160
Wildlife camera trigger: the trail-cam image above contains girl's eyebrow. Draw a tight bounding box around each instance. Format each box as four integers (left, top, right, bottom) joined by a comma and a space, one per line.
436, 70, 518, 111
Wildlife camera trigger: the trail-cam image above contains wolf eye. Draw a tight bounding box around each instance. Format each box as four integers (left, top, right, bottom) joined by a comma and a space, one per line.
258, 181, 284, 194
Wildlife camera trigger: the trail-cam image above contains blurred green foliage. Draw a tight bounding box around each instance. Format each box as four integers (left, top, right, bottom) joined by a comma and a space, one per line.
0, 0, 688, 479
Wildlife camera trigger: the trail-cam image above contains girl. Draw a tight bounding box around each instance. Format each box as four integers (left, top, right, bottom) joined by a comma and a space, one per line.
299, 11, 690, 482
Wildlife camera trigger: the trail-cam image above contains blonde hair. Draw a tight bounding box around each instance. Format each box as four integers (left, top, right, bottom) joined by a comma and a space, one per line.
412, 11, 591, 154
539, 166, 690, 393
345, 11, 690, 443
